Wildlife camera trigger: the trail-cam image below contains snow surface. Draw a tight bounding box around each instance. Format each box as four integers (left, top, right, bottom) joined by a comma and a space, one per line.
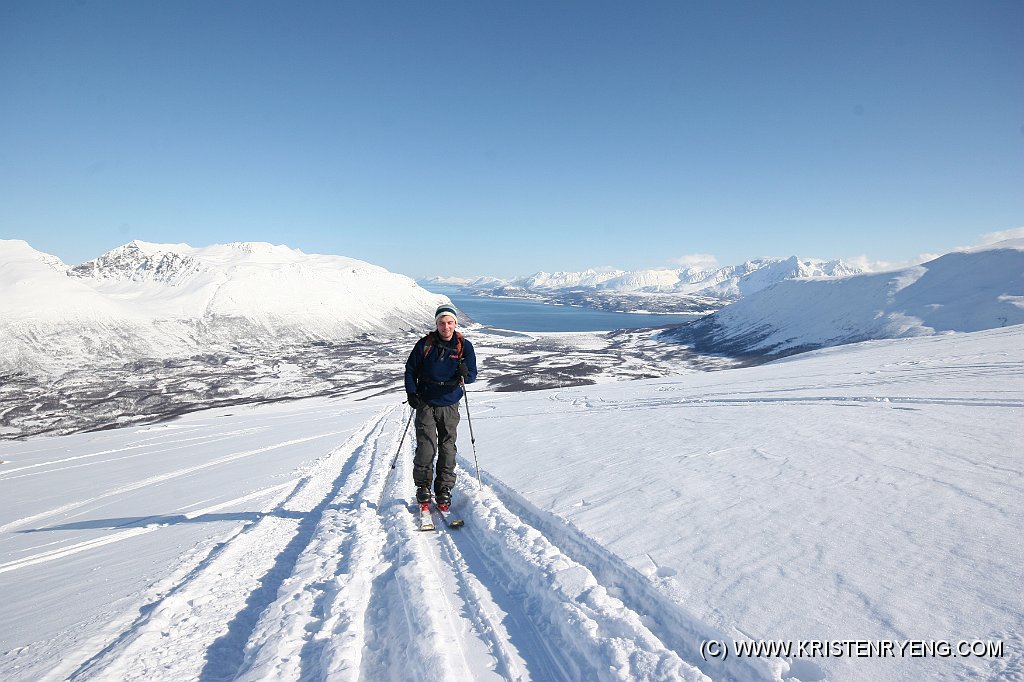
0, 240, 446, 375
663, 240, 1024, 357
1, 326, 1020, 681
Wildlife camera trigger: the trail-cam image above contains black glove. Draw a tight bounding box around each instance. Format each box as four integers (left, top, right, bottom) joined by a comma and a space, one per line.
407, 392, 422, 409
457, 361, 470, 380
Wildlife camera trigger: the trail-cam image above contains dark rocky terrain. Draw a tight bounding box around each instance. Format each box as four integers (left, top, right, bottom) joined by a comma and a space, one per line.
0, 325, 752, 440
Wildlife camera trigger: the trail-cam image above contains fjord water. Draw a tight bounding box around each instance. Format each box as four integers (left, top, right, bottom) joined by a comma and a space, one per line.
436, 290, 700, 332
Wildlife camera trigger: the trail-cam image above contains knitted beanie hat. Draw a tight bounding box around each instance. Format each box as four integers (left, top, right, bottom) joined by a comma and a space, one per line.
434, 304, 458, 325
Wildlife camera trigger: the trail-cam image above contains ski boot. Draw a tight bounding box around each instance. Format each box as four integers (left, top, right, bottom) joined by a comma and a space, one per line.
415, 485, 431, 507
435, 486, 452, 512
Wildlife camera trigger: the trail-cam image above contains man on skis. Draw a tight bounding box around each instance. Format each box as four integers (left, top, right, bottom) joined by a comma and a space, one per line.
404, 303, 478, 511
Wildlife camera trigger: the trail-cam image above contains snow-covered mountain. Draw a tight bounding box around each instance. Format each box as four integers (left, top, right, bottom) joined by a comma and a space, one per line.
423, 256, 863, 299
0, 240, 445, 374
673, 256, 862, 298
661, 239, 1024, 356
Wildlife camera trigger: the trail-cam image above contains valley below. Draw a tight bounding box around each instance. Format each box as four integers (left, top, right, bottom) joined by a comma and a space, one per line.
0, 324, 746, 440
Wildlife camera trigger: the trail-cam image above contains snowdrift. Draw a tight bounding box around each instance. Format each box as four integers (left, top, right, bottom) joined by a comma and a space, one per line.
0, 240, 445, 374
661, 240, 1024, 357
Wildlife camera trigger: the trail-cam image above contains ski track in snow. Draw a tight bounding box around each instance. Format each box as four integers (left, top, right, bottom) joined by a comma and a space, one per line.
0, 427, 266, 479
0, 431, 348, 536
23, 405, 783, 682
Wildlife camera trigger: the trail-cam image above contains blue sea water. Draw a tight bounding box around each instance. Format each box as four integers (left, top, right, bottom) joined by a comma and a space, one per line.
429, 289, 699, 332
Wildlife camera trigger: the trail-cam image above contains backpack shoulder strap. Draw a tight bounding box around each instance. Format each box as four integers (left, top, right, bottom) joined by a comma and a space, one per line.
421, 331, 436, 359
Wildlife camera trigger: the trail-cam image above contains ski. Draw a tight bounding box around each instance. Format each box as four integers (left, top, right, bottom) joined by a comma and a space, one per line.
418, 503, 435, 531
414, 499, 462, 530
434, 505, 464, 529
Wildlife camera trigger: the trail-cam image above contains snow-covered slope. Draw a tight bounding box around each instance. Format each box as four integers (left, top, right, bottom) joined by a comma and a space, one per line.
663, 239, 1024, 357
71, 240, 441, 332
0, 240, 142, 322
0, 240, 195, 373
424, 257, 863, 299
1, 240, 445, 374
1, 326, 1020, 681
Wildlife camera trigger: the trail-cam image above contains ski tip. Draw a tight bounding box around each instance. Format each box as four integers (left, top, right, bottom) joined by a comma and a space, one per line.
448, 519, 465, 528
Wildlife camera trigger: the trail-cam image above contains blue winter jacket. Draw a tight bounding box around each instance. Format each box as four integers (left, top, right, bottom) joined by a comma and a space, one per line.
404, 332, 478, 406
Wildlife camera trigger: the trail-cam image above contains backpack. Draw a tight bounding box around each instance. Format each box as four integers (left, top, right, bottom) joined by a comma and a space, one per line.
422, 331, 464, 361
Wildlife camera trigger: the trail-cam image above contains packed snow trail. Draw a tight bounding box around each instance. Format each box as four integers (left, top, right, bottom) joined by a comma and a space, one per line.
62, 409, 393, 681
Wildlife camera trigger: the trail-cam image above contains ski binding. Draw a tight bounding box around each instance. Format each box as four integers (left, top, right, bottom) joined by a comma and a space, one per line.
418, 503, 435, 531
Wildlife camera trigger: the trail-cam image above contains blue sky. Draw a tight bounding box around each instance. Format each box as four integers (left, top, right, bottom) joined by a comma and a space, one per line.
2, 1, 1022, 278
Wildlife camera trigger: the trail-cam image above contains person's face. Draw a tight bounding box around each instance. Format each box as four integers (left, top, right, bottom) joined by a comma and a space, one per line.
436, 315, 456, 340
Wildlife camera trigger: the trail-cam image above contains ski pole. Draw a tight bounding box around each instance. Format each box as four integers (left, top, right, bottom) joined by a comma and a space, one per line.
388, 404, 415, 476
377, 402, 415, 512
462, 384, 481, 485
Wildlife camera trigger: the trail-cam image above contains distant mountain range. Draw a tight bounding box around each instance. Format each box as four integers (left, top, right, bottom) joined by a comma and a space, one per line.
0, 240, 444, 374
423, 245, 1024, 356
4, 238, 1022, 376
422, 256, 863, 300
659, 239, 1024, 357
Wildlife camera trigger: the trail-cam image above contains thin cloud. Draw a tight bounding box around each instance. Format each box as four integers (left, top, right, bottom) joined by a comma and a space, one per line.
977, 226, 1024, 245
844, 254, 939, 272
952, 226, 1024, 253
671, 253, 719, 271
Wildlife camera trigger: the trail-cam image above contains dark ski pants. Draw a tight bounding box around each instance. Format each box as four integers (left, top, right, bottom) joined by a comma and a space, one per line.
413, 403, 460, 494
